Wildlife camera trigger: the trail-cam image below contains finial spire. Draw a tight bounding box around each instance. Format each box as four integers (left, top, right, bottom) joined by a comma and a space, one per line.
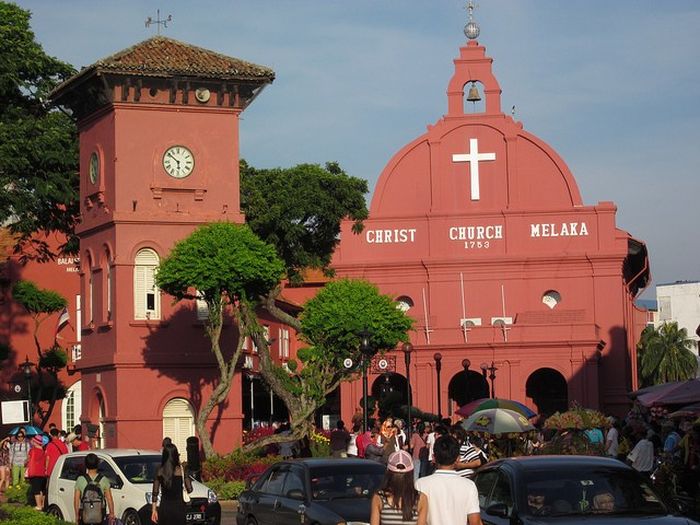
464, 0, 480, 40
145, 9, 173, 35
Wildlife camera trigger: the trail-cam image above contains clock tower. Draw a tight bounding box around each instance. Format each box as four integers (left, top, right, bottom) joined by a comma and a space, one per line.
50, 36, 274, 450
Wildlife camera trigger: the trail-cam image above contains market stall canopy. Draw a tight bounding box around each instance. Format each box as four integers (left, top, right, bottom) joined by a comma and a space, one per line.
632, 379, 700, 407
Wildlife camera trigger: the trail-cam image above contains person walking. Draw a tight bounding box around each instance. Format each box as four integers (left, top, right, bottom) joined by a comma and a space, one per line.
45, 427, 69, 481
627, 430, 655, 477
370, 450, 428, 525
415, 435, 483, 525
74, 452, 115, 525
0, 437, 11, 492
410, 424, 427, 481
151, 443, 193, 525
330, 420, 351, 458
8, 430, 29, 487
451, 426, 487, 479
26, 435, 47, 510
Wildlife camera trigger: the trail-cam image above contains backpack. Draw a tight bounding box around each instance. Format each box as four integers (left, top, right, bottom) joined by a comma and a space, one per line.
80, 474, 105, 524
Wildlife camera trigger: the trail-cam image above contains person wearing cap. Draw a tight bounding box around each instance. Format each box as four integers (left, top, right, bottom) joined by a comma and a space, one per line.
370, 450, 427, 525
45, 428, 69, 484
26, 435, 47, 510
415, 435, 483, 525
67, 432, 90, 452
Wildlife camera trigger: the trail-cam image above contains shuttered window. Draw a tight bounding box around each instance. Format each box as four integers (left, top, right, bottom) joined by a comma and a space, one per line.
195, 291, 209, 321
163, 398, 195, 454
134, 248, 160, 320
61, 380, 82, 432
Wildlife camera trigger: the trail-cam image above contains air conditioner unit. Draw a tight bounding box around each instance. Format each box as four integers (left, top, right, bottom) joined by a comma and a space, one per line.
491, 317, 513, 326
461, 318, 482, 328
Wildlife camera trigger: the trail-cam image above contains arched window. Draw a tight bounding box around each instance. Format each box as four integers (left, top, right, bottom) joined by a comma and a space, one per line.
105, 248, 113, 321
86, 254, 94, 325
134, 248, 160, 320
163, 398, 195, 454
62, 380, 82, 432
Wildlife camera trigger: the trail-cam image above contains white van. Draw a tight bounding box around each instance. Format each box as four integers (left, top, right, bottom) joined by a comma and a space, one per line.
46, 449, 221, 525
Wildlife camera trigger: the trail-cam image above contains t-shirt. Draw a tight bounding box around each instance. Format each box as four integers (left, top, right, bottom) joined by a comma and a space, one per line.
45, 439, 69, 477
27, 447, 46, 478
664, 431, 681, 453
605, 427, 619, 457
628, 439, 654, 472
585, 428, 604, 444
75, 473, 112, 497
426, 433, 436, 462
330, 429, 351, 451
415, 469, 480, 525
456, 443, 486, 478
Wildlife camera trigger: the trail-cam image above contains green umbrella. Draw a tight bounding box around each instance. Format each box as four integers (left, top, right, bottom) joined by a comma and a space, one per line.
460, 408, 535, 435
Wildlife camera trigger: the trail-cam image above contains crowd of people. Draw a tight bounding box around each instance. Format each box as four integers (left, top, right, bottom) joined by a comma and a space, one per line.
0, 423, 89, 510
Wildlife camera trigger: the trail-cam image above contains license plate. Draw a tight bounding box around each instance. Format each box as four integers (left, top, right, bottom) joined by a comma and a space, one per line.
186, 512, 205, 521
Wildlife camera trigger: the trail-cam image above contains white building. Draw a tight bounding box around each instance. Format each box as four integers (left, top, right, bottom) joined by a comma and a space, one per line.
656, 281, 700, 357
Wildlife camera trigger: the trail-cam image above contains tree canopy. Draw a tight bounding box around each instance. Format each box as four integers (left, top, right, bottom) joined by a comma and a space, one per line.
241, 160, 368, 283
638, 322, 698, 386
155, 222, 285, 458
0, 2, 78, 260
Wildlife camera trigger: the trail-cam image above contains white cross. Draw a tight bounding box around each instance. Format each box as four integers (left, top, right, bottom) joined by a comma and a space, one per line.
452, 138, 496, 200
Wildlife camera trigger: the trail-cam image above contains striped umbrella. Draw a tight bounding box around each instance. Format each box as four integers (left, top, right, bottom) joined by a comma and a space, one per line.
460, 408, 535, 435
456, 398, 536, 419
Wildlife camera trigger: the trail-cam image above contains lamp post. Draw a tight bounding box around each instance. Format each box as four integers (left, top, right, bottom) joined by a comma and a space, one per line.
359, 330, 374, 433
462, 358, 471, 404
21, 357, 34, 423
480, 361, 497, 399
402, 342, 413, 442
433, 353, 443, 420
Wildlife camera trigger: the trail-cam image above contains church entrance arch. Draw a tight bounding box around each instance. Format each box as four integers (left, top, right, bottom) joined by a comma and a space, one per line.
448, 370, 489, 408
526, 368, 568, 417
371, 373, 408, 420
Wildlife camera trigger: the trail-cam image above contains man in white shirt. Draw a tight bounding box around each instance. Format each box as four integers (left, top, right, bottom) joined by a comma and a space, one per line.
605, 421, 619, 457
416, 435, 483, 525
627, 430, 655, 476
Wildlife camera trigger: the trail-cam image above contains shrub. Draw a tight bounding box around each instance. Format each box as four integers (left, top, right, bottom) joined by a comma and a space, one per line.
205, 479, 247, 500
5, 482, 31, 504
0, 504, 72, 524
202, 449, 279, 482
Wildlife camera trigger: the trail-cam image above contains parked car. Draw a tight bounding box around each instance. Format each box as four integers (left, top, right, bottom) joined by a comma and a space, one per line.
236, 458, 386, 525
474, 455, 699, 524
46, 449, 221, 525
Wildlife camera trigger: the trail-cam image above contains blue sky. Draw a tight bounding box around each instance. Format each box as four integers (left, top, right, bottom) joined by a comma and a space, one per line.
17, 0, 700, 299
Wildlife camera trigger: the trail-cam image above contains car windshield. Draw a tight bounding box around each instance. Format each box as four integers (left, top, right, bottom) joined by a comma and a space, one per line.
523, 467, 667, 517
310, 465, 384, 501
113, 455, 161, 484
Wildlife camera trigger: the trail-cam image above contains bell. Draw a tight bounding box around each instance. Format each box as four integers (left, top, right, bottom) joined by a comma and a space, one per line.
467, 82, 481, 103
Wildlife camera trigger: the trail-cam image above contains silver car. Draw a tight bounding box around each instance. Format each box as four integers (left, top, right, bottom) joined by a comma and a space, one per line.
46, 449, 221, 525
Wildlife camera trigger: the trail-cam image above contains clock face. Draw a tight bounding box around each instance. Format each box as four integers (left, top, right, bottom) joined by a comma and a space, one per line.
163, 146, 195, 179
89, 152, 99, 184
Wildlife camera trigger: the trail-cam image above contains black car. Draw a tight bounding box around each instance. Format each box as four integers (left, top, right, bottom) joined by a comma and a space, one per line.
474, 455, 699, 525
236, 458, 386, 525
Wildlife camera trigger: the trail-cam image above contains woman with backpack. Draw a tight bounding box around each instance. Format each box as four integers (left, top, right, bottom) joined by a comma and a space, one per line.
151, 443, 193, 525
370, 450, 428, 525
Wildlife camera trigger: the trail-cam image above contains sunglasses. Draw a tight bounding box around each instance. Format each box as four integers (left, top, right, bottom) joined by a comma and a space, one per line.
17, 434, 25, 438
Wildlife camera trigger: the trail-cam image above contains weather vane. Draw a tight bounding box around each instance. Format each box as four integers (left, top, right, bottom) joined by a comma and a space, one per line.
464, 0, 480, 40
145, 9, 172, 35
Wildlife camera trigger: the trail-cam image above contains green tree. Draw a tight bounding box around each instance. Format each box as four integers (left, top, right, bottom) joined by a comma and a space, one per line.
0, 2, 78, 260
240, 160, 368, 283
242, 279, 413, 451
12, 280, 69, 426
638, 322, 698, 386
155, 222, 285, 458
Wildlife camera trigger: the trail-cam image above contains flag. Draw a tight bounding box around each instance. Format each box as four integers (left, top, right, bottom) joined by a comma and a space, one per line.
54, 307, 70, 338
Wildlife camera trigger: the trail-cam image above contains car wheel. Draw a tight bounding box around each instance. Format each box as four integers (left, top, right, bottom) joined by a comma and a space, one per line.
122, 509, 142, 525
245, 517, 258, 525
46, 505, 64, 519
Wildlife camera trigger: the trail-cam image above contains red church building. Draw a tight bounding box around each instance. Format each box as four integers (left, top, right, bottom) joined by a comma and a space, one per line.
1, 18, 649, 452
333, 29, 650, 422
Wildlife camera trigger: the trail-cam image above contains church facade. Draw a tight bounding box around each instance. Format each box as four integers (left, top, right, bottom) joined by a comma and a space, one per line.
333, 37, 650, 421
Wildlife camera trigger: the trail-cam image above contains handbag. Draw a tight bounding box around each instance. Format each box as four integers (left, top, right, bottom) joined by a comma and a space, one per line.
182, 476, 191, 503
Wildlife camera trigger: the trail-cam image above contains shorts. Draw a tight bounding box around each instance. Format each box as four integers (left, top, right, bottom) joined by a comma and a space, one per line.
29, 476, 46, 495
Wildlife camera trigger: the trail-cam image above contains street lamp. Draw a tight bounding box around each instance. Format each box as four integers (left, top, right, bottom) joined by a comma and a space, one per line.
402, 342, 413, 442
21, 357, 34, 423
359, 329, 375, 433
462, 358, 471, 404
480, 361, 498, 399
433, 353, 443, 420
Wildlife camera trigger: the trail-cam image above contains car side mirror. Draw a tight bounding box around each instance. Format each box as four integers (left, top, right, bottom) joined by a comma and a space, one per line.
485, 503, 509, 518
287, 488, 305, 500
110, 476, 124, 490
